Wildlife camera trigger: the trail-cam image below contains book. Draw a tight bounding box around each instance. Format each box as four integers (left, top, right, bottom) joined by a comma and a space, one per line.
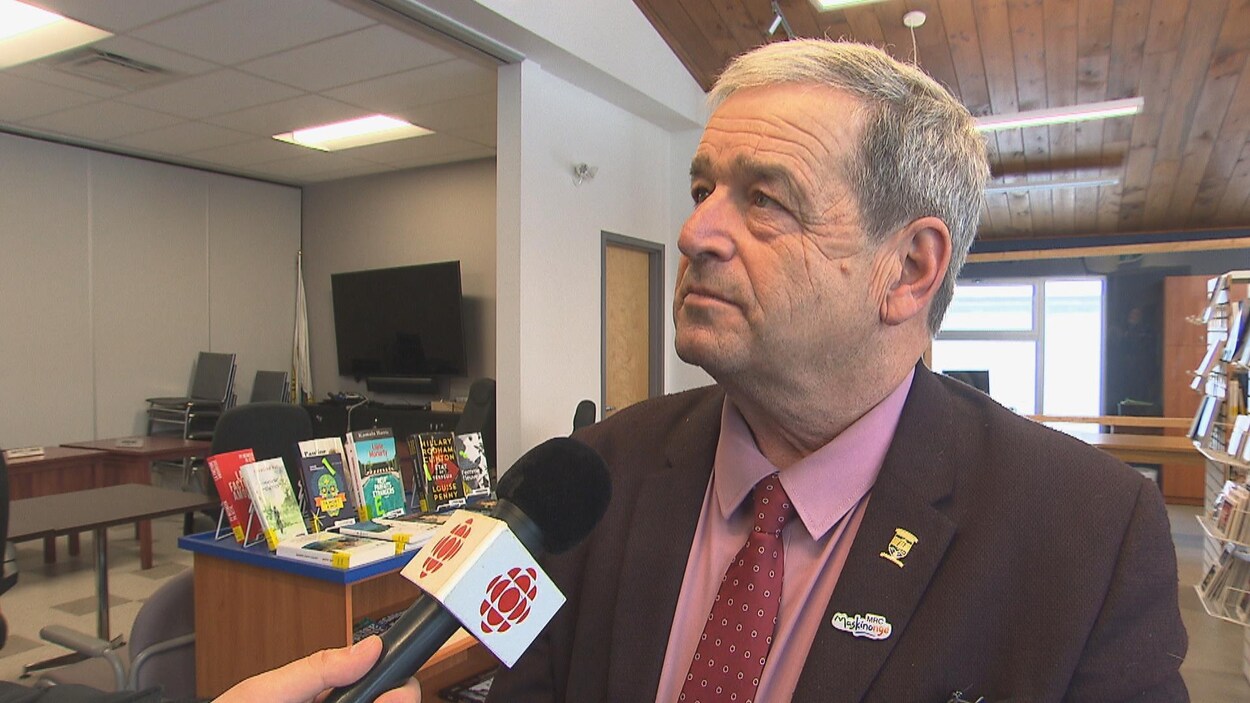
276, 532, 397, 568
337, 517, 440, 551
1229, 415, 1250, 457
297, 438, 358, 532
415, 432, 467, 512
455, 432, 492, 500
240, 457, 308, 550
206, 448, 258, 543
349, 428, 406, 520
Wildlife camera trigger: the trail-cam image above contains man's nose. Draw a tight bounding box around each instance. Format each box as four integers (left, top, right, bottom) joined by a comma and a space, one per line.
678, 190, 737, 262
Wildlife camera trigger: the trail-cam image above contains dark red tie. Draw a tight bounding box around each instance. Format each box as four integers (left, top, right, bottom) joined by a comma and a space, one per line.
680, 473, 795, 703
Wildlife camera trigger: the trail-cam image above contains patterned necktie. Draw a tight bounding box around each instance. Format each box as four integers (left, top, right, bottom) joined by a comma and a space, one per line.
680, 473, 795, 703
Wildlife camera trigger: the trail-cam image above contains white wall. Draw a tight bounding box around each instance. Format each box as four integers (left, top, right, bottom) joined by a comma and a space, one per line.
300, 159, 497, 402
494, 62, 706, 464
0, 132, 300, 447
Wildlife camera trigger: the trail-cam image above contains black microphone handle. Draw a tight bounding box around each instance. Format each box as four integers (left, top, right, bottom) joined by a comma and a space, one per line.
322, 501, 543, 703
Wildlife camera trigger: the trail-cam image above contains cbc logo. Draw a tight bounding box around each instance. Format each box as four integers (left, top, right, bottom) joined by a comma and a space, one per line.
419, 518, 474, 578
480, 566, 538, 634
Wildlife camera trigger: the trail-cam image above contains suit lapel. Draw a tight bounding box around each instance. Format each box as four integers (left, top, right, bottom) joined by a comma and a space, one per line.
608, 389, 724, 700
793, 366, 960, 702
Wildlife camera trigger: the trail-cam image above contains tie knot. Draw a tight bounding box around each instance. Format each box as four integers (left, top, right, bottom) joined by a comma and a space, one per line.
751, 473, 794, 537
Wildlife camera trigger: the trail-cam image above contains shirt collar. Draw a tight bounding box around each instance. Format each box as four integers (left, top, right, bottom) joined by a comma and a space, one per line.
713, 368, 915, 539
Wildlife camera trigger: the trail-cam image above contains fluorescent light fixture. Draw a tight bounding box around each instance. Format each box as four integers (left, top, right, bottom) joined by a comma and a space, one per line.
976, 97, 1144, 132
986, 176, 1120, 194
0, 0, 111, 70
273, 115, 433, 151
809, 0, 890, 10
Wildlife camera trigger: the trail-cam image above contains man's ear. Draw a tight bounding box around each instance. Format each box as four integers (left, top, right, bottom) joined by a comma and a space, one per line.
879, 216, 952, 326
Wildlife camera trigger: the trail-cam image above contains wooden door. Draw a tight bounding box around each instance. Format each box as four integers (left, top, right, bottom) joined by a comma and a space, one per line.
603, 240, 658, 418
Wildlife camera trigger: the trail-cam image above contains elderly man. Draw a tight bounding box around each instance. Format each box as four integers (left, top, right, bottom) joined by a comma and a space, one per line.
489, 39, 1187, 702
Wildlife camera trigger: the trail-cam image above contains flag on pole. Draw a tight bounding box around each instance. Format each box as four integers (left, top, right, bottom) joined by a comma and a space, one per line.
291, 250, 313, 403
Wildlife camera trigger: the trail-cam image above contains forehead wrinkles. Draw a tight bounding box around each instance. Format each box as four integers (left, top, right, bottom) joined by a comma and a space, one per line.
698, 111, 848, 188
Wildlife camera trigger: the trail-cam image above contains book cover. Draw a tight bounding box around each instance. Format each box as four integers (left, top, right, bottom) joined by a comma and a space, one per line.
351, 428, 406, 520
240, 457, 308, 550
454, 432, 492, 500
298, 450, 358, 533
417, 431, 467, 512
206, 448, 258, 543
404, 433, 428, 506
276, 531, 396, 568
338, 517, 440, 551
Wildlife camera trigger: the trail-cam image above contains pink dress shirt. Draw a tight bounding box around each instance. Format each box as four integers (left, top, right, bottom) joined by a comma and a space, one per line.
654, 370, 915, 702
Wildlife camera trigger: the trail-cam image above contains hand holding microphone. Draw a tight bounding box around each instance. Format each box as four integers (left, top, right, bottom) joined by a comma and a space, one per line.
322, 437, 611, 703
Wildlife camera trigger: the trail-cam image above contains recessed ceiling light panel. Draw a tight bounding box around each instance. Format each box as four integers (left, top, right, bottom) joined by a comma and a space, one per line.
0, 0, 111, 70
273, 115, 434, 151
809, 0, 890, 10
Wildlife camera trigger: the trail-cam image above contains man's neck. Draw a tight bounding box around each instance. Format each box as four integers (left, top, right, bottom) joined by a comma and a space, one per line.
721, 358, 918, 470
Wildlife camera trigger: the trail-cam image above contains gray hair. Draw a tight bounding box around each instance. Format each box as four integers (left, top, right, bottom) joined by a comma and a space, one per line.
710, 40, 989, 334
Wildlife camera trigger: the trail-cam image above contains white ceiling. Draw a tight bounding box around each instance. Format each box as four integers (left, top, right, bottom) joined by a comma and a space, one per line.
0, 0, 499, 184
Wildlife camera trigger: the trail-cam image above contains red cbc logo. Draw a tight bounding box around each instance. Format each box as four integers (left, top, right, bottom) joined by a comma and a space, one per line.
480, 567, 538, 634
419, 518, 474, 578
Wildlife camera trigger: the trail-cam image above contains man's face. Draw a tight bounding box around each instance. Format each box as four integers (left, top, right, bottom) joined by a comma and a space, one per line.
673, 84, 884, 384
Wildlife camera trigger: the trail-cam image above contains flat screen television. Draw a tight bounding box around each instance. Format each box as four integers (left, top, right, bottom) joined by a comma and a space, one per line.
331, 261, 468, 380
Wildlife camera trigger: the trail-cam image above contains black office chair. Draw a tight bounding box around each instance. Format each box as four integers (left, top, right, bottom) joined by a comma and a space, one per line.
455, 378, 497, 480
208, 403, 314, 502
572, 400, 597, 432
146, 351, 238, 440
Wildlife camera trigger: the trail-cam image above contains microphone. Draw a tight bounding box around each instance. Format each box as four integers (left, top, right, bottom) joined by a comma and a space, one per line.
322, 436, 611, 703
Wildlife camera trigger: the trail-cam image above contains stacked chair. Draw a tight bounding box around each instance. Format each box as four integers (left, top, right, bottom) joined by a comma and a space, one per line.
145, 351, 238, 441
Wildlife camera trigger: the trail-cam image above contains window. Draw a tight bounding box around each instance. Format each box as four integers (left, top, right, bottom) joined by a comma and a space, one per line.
932, 278, 1104, 419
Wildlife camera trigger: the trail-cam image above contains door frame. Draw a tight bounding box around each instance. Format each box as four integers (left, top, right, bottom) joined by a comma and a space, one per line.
601, 231, 665, 417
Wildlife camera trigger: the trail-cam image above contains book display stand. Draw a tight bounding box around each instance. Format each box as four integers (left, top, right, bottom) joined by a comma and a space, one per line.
1187, 271, 1250, 682
240, 503, 265, 549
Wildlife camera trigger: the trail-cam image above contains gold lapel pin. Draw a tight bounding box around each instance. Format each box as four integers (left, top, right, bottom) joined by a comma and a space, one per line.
879, 528, 917, 568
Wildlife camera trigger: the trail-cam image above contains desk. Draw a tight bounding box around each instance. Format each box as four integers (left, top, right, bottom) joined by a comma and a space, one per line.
6, 447, 106, 562
179, 532, 495, 699
61, 436, 210, 486
1071, 432, 1205, 466
9, 485, 216, 640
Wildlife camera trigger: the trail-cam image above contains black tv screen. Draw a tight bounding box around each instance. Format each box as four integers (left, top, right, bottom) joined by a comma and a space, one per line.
331, 261, 468, 379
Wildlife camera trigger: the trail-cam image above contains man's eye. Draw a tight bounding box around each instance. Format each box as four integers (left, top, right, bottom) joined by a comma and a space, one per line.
692, 186, 711, 204
752, 192, 778, 208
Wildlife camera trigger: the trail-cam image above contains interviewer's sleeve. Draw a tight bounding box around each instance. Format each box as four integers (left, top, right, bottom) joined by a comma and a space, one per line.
1063, 478, 1189, 702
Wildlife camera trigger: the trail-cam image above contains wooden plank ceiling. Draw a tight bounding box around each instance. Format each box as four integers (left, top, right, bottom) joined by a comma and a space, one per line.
634, 0, 1250, 244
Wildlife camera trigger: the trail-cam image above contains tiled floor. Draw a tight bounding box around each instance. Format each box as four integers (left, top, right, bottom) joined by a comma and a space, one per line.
0, 501, 1244, 699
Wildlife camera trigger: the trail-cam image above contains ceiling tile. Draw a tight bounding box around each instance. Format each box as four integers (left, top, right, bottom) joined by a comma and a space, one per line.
110, 121, 254, 155
183, 137, 312, 167
342, 132, 484, 166
405, 92, 495, 132
204, 94, 368, 137
325, 60, 496, 115
442, 121, 496, 148
253, 152, 388, 181
21, 101, 184, 140
119, 69, 302, 118
238, 24, 452, 92
8, 62, 130, 98
31, 0, 214, 33
130, 0, 375, 65
0, 73, 99, 121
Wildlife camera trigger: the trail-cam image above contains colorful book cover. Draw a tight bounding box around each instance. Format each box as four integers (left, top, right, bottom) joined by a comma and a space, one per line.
206, 448, 257, 543
240, 457, 308, 550
351, 428, 406, 520
276, 532, 396, 568
298, 449, 358, 533
417, 431, 467, 512
455, 432, 492, 500
338, 517, 440, 551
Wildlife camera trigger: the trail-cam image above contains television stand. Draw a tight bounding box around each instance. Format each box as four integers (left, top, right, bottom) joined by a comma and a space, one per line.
365, 376, 439, 395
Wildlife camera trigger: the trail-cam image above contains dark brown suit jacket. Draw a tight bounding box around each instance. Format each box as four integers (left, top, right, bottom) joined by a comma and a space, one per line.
489, 367, 1188, 702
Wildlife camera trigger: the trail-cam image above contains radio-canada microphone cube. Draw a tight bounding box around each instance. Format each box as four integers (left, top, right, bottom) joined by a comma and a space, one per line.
403, 511, 563, 666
